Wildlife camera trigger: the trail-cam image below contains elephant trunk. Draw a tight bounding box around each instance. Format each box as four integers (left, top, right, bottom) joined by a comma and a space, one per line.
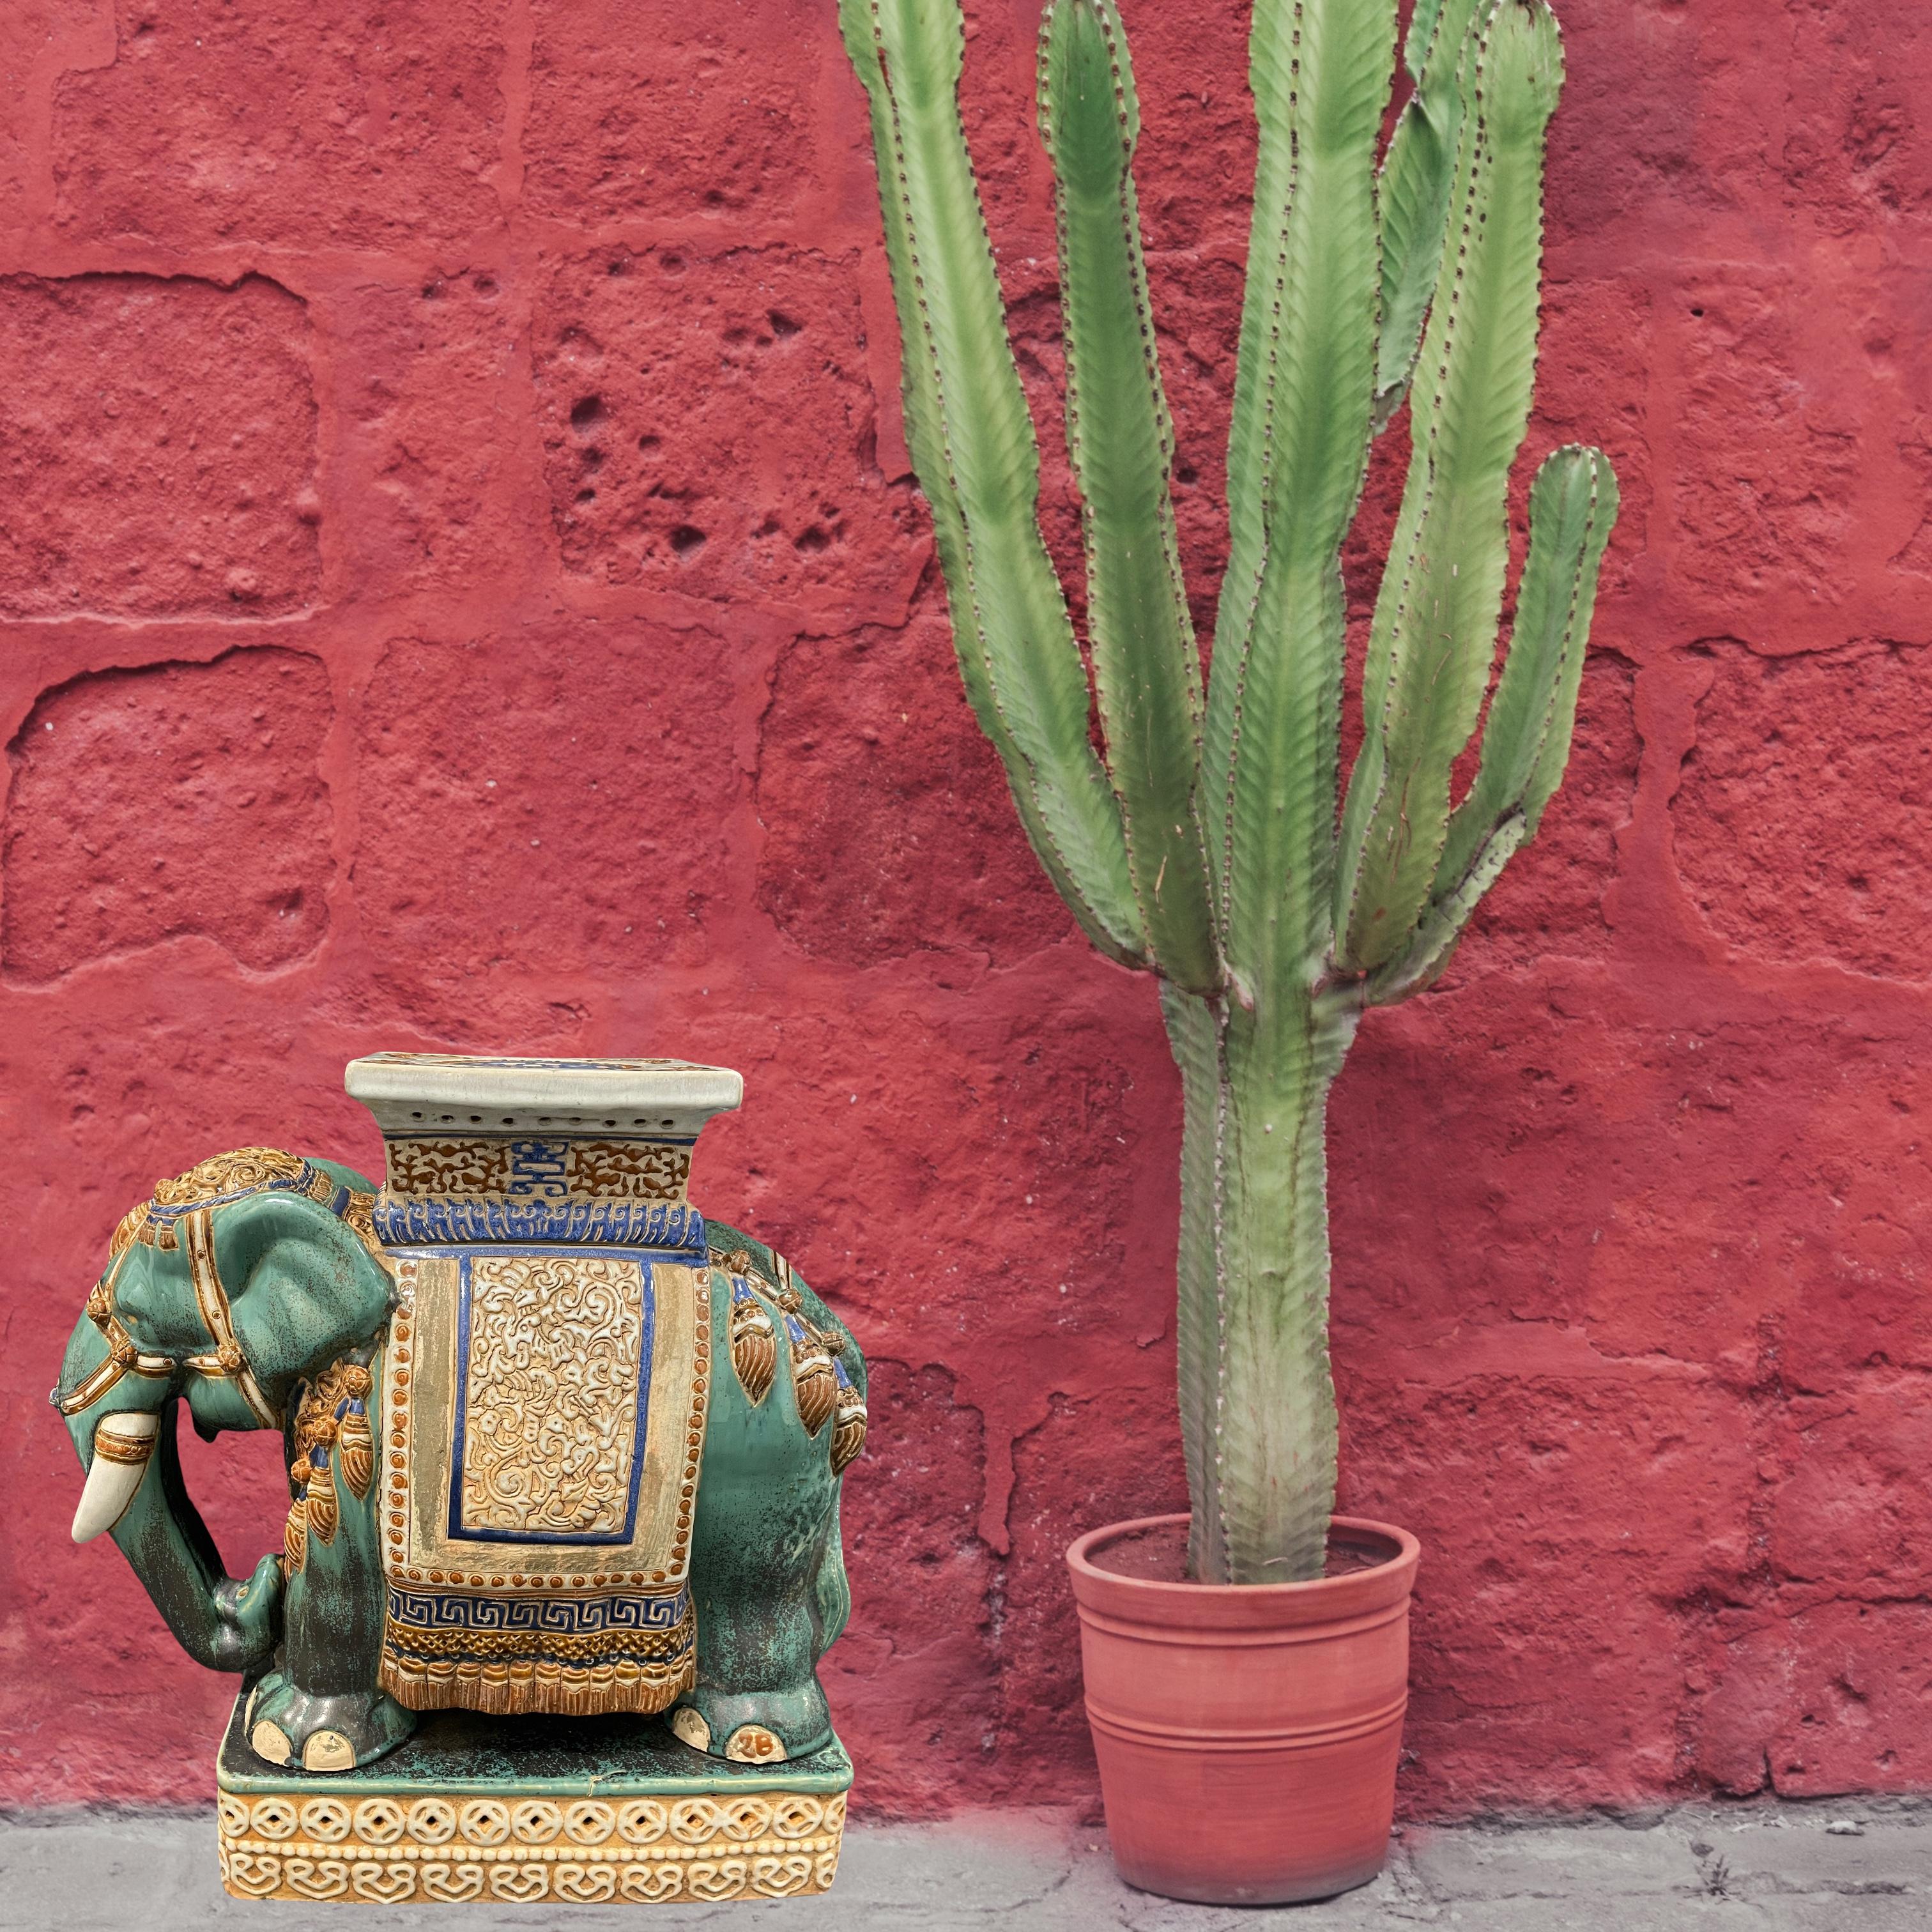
72, 1411, 159, 1544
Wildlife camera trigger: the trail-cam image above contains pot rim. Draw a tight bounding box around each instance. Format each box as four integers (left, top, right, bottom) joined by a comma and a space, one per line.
1066, 1512, 1420, 1624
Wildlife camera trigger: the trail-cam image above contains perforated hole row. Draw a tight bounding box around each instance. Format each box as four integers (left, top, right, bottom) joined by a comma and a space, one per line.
401, 1114, 683, 1130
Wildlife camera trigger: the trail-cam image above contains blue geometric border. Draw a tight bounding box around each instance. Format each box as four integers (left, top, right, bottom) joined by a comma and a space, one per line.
372, 1198, 705, 1250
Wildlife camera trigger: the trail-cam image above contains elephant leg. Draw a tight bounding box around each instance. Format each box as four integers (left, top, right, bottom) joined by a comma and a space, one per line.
245, 1672, 413, 1773
249, 1364, 412, 1773
676, 1267, 846, 1763
673, 1538, 838, 1763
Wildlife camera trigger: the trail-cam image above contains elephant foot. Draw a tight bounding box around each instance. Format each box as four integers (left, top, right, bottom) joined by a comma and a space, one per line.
668, 1678, 831, 1765
245, 1673, 415, 1772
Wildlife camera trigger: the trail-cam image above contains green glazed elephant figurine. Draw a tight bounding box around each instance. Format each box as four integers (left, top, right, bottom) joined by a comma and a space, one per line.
54, 1055, 866, 1781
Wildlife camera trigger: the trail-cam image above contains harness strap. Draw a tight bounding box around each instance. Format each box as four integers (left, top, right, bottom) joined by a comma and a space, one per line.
183, 1209, 280, 1427
59, 1236, 176, 1414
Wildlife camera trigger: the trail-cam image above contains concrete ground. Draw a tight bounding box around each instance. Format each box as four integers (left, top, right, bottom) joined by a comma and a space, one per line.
1, 1802, 1927, 1929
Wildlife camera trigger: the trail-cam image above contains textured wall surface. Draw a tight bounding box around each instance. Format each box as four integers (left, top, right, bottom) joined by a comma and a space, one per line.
2, 0, 1929, 1821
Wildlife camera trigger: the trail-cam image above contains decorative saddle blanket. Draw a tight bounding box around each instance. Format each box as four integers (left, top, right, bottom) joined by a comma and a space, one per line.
378, 1249, 709, 1718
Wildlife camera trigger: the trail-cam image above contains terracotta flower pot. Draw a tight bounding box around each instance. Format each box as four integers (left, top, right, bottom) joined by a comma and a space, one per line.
1065, 1513, 1421, 1905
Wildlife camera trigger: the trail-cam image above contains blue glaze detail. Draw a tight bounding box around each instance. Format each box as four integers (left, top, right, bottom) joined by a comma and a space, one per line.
372, 1198, 705, 1250
447, 1254, 657, 1547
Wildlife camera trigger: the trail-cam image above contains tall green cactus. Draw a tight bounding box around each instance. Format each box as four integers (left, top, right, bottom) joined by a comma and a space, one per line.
841, 0, 1618, 1583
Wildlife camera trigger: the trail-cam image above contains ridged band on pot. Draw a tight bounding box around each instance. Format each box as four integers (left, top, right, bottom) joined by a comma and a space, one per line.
1065, 1514, 1421, 1907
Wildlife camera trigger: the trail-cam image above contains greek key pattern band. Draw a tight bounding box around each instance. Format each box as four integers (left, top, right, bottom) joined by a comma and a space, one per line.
387, 1588, 691, 1636
379, 1589, 697, 1717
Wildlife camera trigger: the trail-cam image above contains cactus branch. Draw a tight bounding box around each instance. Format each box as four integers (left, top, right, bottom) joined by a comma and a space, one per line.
1204, 0, 1399, 992
1365, 812, 1524, 1005
838, 0, 1146, 967
1434, 443, 1620, 891
1335, 0, 1565, 974
1373, 0, 1486, 431
1039, 0, 1220, 992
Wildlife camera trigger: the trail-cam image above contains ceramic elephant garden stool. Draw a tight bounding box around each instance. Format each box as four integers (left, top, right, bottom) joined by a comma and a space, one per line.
53, 1054, 866, 1906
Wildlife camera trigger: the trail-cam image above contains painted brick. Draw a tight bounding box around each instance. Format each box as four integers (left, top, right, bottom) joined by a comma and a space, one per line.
1698, 1601, 1932, 1798
331, 268, 526, 594
1346, 1370, 1759, 1818
525, 0, 819, 226
3, 648, 334, 980
832, 1361, 997, 1820
533, 245, 922, 619
0, 274, 318, 617
350, 622, 736, 1037
755, 615, 1071, 968
52, 0, 505, 249
1674, 641, 1932, 981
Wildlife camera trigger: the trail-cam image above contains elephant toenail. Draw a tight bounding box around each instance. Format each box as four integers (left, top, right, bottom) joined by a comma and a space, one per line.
670, 1706, 712, 1752
303, 1729, 356, 1772
724, 1724, 786, 1763
250, 1721, 293, 1766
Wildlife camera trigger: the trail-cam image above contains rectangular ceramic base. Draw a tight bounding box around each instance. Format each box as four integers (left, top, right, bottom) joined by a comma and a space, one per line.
215, 1696, 851, 1905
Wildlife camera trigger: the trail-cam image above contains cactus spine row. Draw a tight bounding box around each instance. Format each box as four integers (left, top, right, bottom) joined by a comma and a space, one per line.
841, 0, 1619, 1583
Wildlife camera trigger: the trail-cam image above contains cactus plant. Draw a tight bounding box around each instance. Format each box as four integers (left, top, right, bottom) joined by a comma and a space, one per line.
839, 0, 1618, 1584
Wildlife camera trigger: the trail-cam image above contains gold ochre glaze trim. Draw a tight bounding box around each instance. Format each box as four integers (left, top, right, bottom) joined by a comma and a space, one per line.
377, 1648, 695, 1719
153, 1146, 306, 1209
216, 1790, 845, 1905
383, 1138, 692, 1204
89, 1427, 157, 1467
381, 1259, 710, 1595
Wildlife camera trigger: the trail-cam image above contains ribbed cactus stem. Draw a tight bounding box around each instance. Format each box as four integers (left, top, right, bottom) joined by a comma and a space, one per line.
1166, 983, 1360, 1584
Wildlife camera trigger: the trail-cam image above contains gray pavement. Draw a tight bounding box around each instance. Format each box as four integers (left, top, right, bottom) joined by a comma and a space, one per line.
1, 1801, 1928, 1929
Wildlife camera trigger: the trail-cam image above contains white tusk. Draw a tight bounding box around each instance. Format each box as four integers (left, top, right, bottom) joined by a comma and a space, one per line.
73, 1412, 159, 1544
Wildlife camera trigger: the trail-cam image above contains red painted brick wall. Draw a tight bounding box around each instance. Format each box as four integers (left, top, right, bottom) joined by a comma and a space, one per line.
3, 0, 1929, 1818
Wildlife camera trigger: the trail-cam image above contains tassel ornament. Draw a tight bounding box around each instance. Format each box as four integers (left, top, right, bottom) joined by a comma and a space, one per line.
338, 1397, 374, 1499
728, 1278, 778, 1405
786, 1314, 838, 1436
305, 1448, 338, 1545
831, 1358, 868, 1476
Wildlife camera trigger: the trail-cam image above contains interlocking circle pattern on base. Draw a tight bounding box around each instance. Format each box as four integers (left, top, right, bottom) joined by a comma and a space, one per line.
216, 1790, 847, 1904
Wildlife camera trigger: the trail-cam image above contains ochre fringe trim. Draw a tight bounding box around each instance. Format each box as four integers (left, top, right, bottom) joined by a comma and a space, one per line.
379, 1648, 694, 1717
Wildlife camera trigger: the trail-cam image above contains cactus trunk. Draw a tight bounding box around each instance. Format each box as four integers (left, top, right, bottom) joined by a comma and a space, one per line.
1165, 984, 1358, 1584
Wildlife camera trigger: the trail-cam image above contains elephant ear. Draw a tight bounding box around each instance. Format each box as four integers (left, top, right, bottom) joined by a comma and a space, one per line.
213, 1192, 395, 1401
